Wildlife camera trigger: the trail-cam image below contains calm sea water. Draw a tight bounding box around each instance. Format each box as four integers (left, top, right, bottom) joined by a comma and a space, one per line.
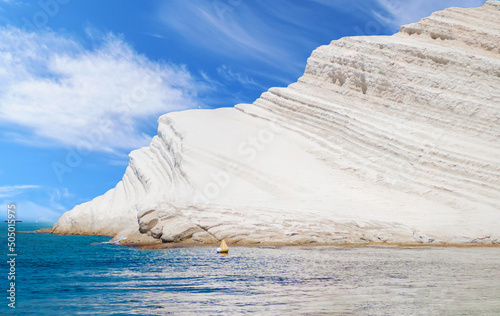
1, 223, 499, 315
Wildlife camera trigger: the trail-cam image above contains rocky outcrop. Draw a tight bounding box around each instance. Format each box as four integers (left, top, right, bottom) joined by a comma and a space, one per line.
52, 2, 500, 245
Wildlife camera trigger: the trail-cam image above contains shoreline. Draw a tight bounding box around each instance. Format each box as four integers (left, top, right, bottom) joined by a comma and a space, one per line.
126, 241, 500, 250
18, 229, 500, 249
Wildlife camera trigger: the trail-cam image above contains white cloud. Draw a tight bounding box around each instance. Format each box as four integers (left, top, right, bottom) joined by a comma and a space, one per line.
48, 187, 72, 203
0, 27, 202, 152
160, 1, 269, 61
0, 0, 21, 4
1, 187, 79, 221
376, 0, 486, 28
217, 65, 258, 86
1, 200, 60, 222
143, 32, 169, 40
0, 185, 41, 199
158, 0, 317, 76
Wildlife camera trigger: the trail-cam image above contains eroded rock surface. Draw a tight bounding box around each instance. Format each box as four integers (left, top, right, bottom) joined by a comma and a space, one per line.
53, 2, 500, 246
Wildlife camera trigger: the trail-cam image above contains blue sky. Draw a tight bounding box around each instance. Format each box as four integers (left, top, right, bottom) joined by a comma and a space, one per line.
0, 0, 486, 222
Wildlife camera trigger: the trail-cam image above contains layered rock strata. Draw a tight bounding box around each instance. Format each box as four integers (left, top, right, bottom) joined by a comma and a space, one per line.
53, 2, 500, 245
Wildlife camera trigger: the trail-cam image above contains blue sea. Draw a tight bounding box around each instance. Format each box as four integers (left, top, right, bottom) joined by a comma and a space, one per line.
1, 223, 500, 315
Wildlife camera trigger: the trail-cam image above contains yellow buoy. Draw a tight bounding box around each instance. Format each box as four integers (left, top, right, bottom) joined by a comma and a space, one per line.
216, 239, 229, 253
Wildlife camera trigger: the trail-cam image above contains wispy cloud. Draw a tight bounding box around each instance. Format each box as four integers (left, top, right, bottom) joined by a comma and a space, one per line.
1, 200, 61, 222
0, 27, 203, 152
1, 186, 83, 219
46, 187, 73, 214
48, 187, 72, 203
0, 0, 22, 5
0, 185, 41, 199
157, 0, 345, 77
143, 32, 169, 40
159, 1, 275, 63
217, 65, 258, 86
375, 0, 486, 29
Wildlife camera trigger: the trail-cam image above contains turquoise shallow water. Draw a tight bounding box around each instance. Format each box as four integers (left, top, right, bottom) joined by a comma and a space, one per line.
1, 223, 500, 315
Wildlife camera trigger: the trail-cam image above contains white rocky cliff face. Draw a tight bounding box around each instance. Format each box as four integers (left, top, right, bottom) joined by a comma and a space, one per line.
53, 2, 500, 245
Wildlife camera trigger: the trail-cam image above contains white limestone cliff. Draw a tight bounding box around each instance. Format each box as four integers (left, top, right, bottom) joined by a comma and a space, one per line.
52, 1, 500, 245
